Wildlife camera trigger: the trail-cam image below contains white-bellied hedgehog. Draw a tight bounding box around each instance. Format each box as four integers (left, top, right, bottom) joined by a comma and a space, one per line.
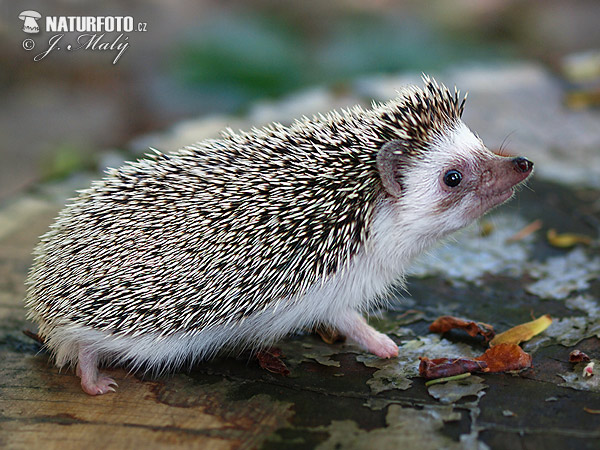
25, 76, 533, 395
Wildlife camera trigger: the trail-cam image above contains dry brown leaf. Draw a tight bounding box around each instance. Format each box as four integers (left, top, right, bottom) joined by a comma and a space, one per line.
475, 343, 532, 372
547, 229, 593, 248
506, 219, 543, 243
419, 357, 488, 379
569, 349, 591, 363
490, 314, 552, 346
429, 316, 495, 342
315, 326, 346, 344
256, 348, 290, 376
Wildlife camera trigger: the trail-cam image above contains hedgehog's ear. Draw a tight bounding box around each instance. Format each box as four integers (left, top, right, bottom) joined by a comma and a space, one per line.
377, 139, 410, 198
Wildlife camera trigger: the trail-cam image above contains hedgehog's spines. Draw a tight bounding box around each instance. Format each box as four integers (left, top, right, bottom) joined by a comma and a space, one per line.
26, 76, 466, 341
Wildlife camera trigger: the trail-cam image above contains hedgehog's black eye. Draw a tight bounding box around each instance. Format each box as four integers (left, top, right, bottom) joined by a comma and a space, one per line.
443, 170, 462, 187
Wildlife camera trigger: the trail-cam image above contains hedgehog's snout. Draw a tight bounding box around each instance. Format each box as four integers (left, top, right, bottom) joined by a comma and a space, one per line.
512, 157, 533, 174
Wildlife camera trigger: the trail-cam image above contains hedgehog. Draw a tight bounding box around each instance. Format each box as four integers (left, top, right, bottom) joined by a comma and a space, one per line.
25, 76, 533, 395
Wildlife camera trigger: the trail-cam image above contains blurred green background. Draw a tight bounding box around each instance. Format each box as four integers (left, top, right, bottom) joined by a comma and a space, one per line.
0, 0, 599, 199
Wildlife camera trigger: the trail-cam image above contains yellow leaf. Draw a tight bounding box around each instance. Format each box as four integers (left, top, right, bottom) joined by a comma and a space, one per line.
547, 229, 592, 248
490, 315, 552, 347
479, 221, 495, 237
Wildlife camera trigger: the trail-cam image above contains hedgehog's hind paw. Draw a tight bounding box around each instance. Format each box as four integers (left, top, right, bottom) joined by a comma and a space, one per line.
81, 374, 117, 396
76, 346, 117, 395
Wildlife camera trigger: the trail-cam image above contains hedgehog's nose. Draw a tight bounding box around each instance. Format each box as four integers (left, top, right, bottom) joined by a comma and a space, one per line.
512, 157, 533, 173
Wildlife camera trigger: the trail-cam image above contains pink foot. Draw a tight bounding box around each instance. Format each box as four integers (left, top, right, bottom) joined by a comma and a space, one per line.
76, 346, 118, 396
335, 311, 399, 358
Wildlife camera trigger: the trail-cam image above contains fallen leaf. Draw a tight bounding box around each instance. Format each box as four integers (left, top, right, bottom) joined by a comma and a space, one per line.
479, 221, 495, 237
429, 316, 495, 342
425, 375, 487, 404
547, 229, 593, 248
256, 348, 290, 376
475, 343, 532, 372
424, 373, 472, 387
315, 325, 346, 344
584, 407, 600, 414
419, 357, 488, 379
565, 90, 600, 109
569, 349, 591, 363
490, 314, 552, 346
506, 219, 543, 242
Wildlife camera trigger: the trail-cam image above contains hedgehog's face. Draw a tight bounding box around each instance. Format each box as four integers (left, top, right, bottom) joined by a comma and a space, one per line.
378, 121, 533, 238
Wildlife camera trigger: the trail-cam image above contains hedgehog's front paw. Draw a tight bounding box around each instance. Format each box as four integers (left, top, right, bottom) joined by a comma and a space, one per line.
336, 311, 399, 359
368, 332, 399, 359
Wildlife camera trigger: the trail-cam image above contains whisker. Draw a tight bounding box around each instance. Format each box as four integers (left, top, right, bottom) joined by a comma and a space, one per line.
497, 131, 516, 157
